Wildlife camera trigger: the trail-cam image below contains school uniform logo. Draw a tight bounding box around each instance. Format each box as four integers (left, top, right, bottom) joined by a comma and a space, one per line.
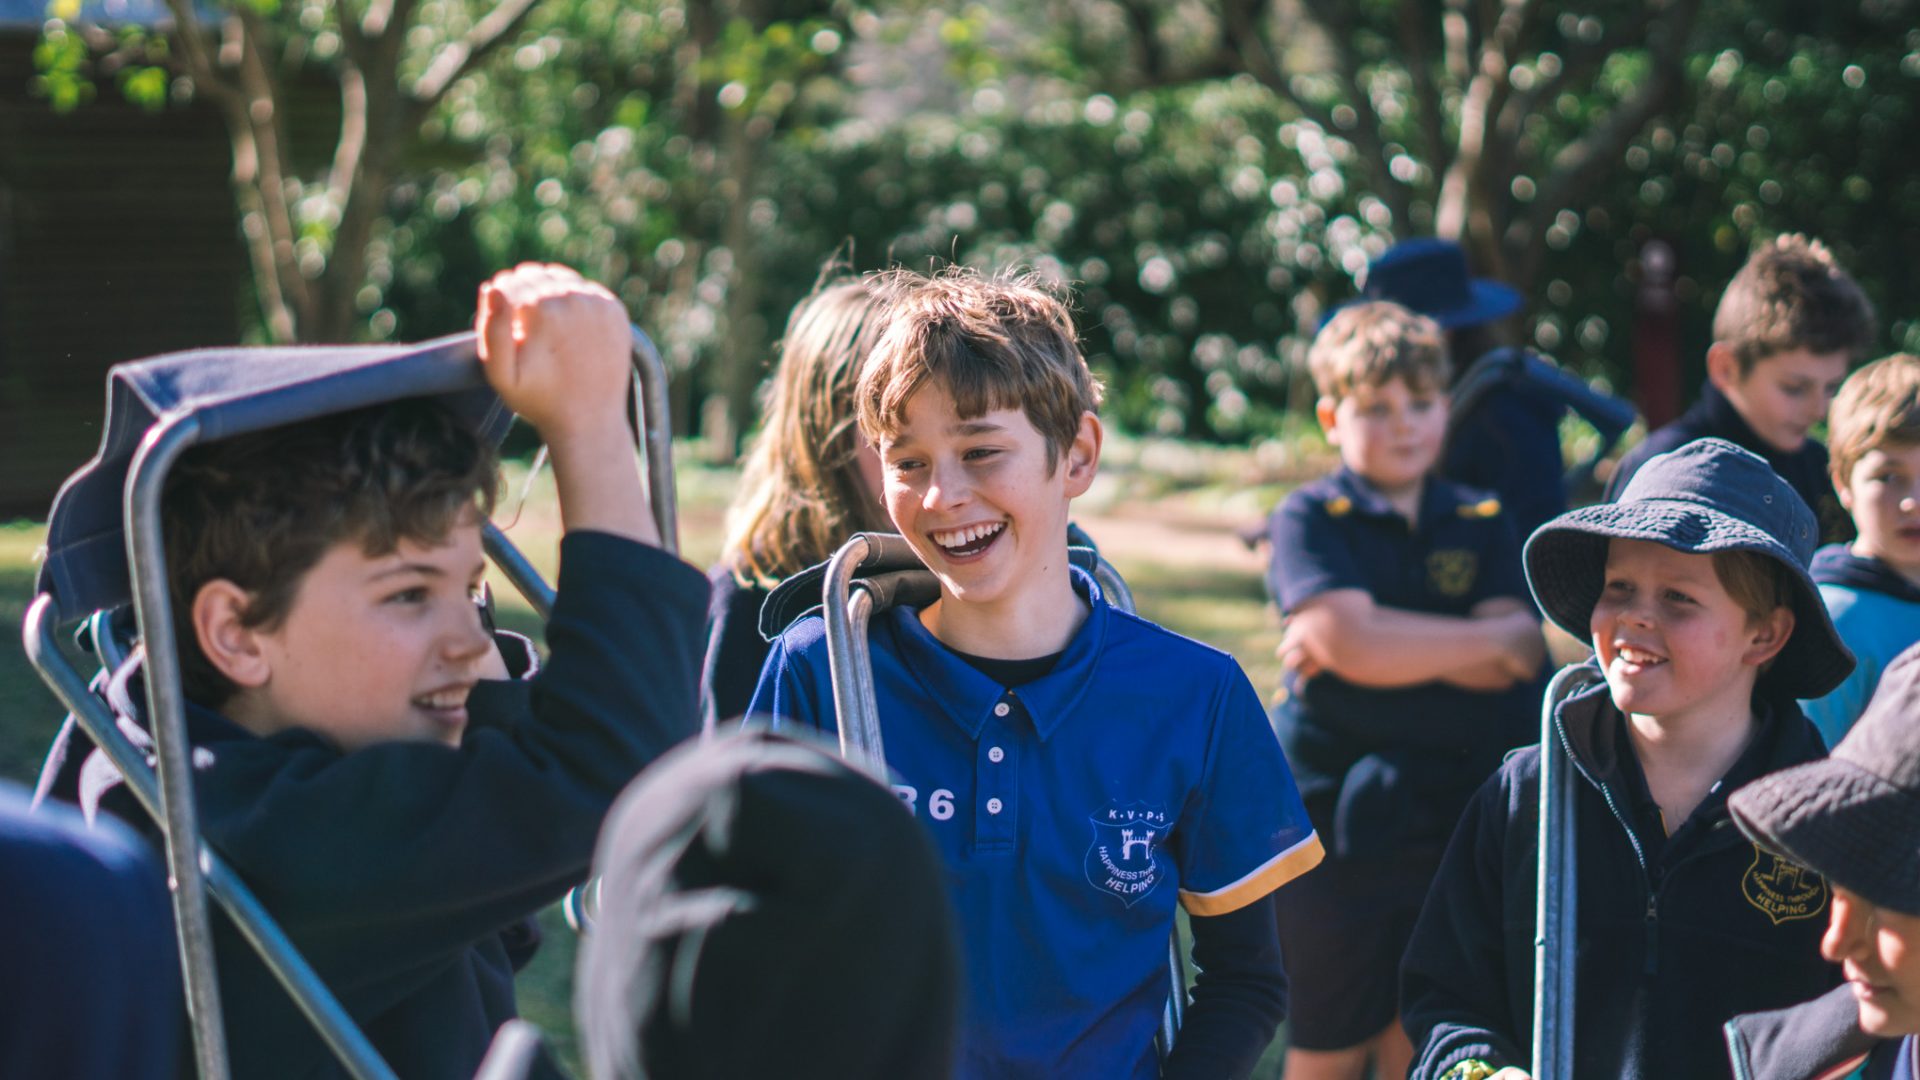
1742, 845, 1830, 925
1426, 549, 1479, 597
1086, 801, 1173, 907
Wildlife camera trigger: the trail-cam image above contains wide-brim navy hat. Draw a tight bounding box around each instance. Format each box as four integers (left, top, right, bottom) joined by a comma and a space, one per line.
1358, 237, 1522, 329
1731, 642, 1920, 915
1524, 437, 1854, 700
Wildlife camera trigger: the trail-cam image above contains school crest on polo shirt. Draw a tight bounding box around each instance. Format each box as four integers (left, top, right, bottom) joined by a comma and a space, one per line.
1426, 549, 1478, 597
1086, 801, 1173, 907
1742, 845, 1829, 925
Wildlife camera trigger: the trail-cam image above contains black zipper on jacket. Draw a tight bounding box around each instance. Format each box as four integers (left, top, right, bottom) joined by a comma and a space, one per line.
1578, 744, 1659, 975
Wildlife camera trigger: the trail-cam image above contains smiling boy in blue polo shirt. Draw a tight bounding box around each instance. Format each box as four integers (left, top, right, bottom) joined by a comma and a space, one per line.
1266, 301, 1546, 1080
750, 267, 1322, 1080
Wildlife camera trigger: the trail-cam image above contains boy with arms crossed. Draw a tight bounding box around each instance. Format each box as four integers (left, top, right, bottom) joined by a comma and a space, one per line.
57, 265, 707, 1079
1801, 354, 1920, 745
1266, 301, 1546, 1080
1606, 234, 1875, 544
751, 268, 1321, 1079
1402, 438, 1853, 1080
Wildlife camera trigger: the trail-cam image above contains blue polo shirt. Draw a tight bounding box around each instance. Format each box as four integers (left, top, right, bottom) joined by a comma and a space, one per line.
749, 570, 1321, 1079
1266, 467, 1539, 858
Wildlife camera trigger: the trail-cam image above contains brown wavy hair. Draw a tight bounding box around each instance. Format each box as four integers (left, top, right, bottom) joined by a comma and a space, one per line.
1714, 234, 1876, 373
855, 266, 1103, 470
721, 278, 894, 587
162, 399, 499, 706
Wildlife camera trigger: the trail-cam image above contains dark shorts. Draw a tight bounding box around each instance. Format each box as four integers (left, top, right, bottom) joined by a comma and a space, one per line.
1272, 846, 1443, 1051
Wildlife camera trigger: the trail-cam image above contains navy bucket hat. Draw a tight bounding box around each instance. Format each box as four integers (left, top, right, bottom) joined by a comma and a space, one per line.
1524, 437, 1854, 700
1360, 238, 1522, 329
1731, 642, 1920, 915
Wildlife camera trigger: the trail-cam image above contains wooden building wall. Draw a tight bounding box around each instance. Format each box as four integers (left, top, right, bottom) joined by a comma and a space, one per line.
0, 32, 242, 517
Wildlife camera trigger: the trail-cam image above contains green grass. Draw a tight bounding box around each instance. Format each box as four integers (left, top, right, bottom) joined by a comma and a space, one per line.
0, 446, 1305, 1078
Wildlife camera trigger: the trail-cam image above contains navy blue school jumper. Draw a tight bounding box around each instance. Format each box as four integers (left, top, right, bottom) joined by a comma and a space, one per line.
1401, 673, 1841, 1080
1606, 380, 1851, 545
1267, 466, 1542, 859
749, 568, 1322, 1080
701, 565, 772, 726
66, 533, 707, 1080
1442, 357, 1571, 545
2, 782, 181, 1080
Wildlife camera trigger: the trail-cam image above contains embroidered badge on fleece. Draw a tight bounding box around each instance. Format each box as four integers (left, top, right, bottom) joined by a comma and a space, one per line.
1742, 844, 1830, 925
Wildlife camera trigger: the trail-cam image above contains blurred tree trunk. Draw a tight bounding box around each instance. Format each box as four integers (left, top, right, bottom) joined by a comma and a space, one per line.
156, 0, 543, 342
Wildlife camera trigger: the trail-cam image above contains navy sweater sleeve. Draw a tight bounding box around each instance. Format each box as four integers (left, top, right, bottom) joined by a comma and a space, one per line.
1163, 894, 1288, 1079
188, 533, 706, 1001
1401, 759, 1532, 1080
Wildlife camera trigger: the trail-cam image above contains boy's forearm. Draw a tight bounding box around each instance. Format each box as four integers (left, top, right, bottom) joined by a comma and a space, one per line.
547, 424, 660, 547
1294, 603, 1532, 687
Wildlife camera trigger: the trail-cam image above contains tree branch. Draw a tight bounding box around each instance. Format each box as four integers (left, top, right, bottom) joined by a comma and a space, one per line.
1115, 0, 1167, 85
1398, 0, 1453, 184
1508, 0, 1702, 280
231, 5, 313, 333
159, 0, 239, 105
407, 0, 543, 119
1297, 0, 1412, 226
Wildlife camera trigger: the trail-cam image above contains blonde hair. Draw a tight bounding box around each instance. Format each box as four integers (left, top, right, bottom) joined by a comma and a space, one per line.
1307, 301, 1450, 400
855, 266, 1102, 467
1713, 234, 1876, 373
1829, 354, 1920, 488
721, 279, 894, 587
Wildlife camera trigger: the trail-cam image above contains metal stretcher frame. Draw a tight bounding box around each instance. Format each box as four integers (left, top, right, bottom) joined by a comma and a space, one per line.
816, 531, 1186, 1062
1531, 663, 1602, 1080
23, 328, 677, 1080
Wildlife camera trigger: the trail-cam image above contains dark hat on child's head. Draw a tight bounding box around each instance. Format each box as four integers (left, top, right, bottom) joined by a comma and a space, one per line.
1523, 437, 1854, 700
1360, 238, 1523, 329
1731, 642, 1920, 916
576, 729, 960, 1080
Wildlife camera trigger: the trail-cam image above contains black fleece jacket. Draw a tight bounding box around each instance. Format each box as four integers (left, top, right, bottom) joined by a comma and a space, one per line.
1723, 982, 1907, 1080
71, 533, 707, 1080
1402, 669, 1841, 1080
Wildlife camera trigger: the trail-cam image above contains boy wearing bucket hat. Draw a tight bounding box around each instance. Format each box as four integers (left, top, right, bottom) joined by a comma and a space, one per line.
1402, 437, 1854, 1080
1722, 642, 1920, 1079
1605, 235, 1875, 546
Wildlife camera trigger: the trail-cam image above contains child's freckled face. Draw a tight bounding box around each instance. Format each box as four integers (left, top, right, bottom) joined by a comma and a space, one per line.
247, 520, 496, 751
1843, 443, 1920, 581
878, 385, 1082, 609
1590, 539, 1773, 724
1320, 376, 1446, 496
1823, 884, 1920, 1036
1719, 347, 1851, 454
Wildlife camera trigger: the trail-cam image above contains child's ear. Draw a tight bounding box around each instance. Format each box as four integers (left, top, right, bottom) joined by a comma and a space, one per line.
1705, 342, 1741, 391
1061, 411, 1104, 498
1743, 605, 1796, 669
1314, 396, 1340, 444
191, 580, 272, 689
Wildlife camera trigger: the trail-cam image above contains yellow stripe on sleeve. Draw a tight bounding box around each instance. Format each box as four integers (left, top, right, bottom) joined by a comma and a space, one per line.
1178, 832, 1325, 917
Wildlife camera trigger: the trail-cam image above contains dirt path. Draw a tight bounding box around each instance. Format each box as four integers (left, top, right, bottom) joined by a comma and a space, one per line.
1075, 502, 1267, 574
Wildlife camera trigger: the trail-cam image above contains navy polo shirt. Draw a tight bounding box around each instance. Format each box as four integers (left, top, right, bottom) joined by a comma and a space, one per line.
1266, 467, 1538, 857
750, 570, 1321, 1080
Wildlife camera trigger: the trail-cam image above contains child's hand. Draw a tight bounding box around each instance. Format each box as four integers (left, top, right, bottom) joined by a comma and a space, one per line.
476, 264, 632, 448
476, 263, 660, 547
1275, 618, 1327, 681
